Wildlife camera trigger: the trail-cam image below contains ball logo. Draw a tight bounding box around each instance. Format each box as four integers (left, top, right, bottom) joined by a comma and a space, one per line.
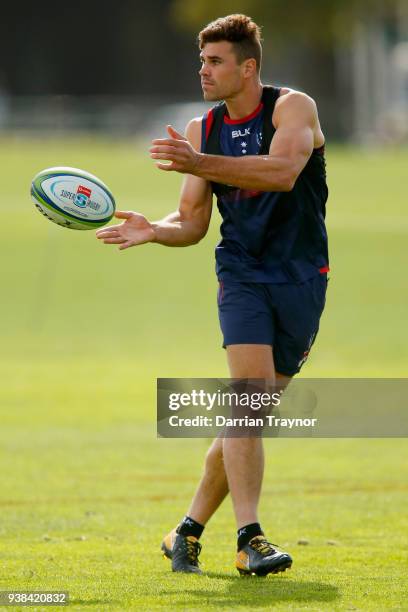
74, 185, 92, 208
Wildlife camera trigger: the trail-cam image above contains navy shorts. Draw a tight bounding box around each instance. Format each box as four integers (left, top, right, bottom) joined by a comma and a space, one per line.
217, 274, 328, 376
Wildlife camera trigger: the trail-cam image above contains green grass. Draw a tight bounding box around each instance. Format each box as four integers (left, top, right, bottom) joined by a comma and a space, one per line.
0, 137, 407, 610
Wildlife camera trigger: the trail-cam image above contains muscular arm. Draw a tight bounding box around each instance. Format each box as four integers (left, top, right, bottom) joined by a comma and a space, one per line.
96, 119, 212, 249
151, 92, 323, 192
152, 134, 212, 245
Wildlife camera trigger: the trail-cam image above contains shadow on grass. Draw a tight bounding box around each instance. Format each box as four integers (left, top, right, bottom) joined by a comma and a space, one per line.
169, 575, 339, 607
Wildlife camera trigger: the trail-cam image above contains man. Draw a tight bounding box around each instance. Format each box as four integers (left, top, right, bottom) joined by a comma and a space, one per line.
96, 14, 329, 576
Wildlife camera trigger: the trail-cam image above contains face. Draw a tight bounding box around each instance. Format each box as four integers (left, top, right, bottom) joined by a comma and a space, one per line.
199, 41, 250, 101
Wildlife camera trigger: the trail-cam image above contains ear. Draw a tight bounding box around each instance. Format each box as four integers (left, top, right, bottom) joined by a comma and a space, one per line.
243, 58, 257, 78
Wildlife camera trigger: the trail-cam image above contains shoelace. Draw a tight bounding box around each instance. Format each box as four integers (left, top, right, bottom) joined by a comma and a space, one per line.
250, 537, 278, 556
184, 538, 202, 566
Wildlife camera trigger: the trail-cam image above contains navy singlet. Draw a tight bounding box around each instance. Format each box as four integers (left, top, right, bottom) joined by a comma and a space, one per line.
201, 86, 329, 284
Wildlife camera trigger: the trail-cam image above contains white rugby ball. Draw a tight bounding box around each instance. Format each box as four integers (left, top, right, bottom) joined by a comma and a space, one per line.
31, 166, 115, 230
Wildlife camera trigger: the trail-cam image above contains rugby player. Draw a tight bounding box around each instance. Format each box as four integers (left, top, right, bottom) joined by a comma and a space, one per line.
96, 14, 329, 576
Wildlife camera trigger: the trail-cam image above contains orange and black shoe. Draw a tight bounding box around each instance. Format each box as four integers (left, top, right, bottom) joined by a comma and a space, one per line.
236, 535, 292, 576
161, 527, 178, 560
161, 528, 202, 574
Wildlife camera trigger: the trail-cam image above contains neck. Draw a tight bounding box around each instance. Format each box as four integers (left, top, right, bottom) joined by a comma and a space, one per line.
224, 81, 263, 120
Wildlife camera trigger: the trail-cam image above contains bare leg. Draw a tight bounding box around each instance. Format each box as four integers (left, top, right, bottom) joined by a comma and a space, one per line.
223, 436, 265, 528
223, 345, 274, 529
181, 346, 291, 528
187, 436, 229, 525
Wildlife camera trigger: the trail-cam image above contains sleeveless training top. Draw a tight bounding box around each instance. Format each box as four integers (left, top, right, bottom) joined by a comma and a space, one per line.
201, 86, 329, 284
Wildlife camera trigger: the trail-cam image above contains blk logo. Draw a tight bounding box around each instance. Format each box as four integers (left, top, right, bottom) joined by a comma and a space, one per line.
232, 128, 251, 138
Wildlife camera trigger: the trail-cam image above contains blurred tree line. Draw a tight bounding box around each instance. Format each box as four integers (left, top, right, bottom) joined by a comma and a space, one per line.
171, 0, 396, 46
0, 0, 397, 95
0, 0, 195, 96
0, 0, 406, 139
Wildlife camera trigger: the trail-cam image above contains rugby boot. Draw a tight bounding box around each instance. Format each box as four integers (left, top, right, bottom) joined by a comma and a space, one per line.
161, 527, 178, 560
161, 529, 202, 574
236, 535, 292, 576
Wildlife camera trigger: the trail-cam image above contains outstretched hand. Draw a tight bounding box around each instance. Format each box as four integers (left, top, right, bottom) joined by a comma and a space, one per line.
95, 210, 155, 250
150, 125, 201, 174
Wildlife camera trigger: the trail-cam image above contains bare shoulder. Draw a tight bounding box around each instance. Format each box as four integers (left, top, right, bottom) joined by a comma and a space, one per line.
275, 88, 318, 117
272, 87, 324, 146
185, 117, 202, 150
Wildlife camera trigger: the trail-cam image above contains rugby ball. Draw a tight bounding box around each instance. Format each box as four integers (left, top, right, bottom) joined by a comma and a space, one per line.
31, 166, 115, 230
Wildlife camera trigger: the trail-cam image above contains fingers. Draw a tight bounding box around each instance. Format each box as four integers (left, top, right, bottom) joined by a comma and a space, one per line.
97, 233, 136, 248
118, 241, 135, 250
149, 144, 177, 154
167, 124, 186, 140
150, 153, 176, 161
96, 229, 121, 239
151, 138, 184, 147
97, 230, 121, 238
100, 237, 127, 244
114, 210, 134, 219
151, 125, 187, 146
156, 162, 176, 171
150, 131, 194, 174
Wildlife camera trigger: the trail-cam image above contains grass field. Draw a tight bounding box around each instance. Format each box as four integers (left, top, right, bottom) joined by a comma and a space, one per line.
0, 137, 407, 610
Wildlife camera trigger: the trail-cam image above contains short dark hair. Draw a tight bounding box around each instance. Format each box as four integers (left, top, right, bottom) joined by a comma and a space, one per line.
198, 14, 262, 73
